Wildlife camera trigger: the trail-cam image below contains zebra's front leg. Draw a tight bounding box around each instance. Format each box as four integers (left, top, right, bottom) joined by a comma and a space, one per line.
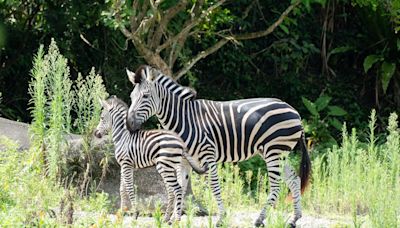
119, 170, 131, 212
284, 164, 302, 227
207, 162, 226, 227
255, 155, 283, 227
121, 164, 139, 219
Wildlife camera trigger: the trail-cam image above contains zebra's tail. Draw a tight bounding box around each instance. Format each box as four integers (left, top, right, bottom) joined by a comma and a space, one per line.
299, 131, 311, 194
182, 151, 209, 174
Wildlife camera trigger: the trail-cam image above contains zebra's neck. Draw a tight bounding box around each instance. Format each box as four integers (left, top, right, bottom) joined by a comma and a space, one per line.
110, 109, 130, 153
154, 75, 199, 141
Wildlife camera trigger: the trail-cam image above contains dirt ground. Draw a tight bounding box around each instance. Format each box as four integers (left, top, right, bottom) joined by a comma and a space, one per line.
74, 210, 352, 227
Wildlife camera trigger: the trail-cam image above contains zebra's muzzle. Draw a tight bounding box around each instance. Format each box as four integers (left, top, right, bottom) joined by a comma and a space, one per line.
94, 130, 102, 138
126, 114, 139, 133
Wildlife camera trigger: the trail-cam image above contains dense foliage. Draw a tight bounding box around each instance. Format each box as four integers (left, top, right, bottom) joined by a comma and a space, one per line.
0, 1, 399, 133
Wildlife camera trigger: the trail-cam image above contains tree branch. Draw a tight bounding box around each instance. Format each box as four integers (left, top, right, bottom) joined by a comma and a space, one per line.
130, 0, 140, 32
113, 0, 133, 39
168, 0, 205, 66
156, 0, 226, 54
173, 0, 301, 80
233, 0, 300, 40
174, 38, 229, 80
150, 0, 188, 50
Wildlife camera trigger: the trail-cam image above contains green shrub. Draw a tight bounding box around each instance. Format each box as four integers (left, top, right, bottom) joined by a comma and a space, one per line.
28, 39, 108, 182
303, 111, 400, 227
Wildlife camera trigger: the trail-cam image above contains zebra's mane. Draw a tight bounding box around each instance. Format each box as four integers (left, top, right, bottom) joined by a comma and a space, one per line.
156, 73, 197, 100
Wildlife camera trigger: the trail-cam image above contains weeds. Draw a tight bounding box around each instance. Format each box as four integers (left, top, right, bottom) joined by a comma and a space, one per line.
303, 111, 400, 227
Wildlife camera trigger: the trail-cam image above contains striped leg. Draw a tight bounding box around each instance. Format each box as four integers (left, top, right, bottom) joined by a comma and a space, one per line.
163, 189, 175, 222
121, 164, 138, 218
255, 150, 284, 227
284, 164, 302, 227
156, 163, 183, 223
207, 161, 226, 227
177, 159, 191, 198
120, 171, 131, 211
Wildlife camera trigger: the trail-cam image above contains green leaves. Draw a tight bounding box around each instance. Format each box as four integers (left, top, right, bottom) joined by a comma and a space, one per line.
302, 95, 347, 146
302, 95, 333, 116
302, 97, 318, 116
328, 106, 347, 116
363, 54, 382, 73
315, 95, 331, 111
363, 54, 397, 94
329, 118, 343, 131
380, 62, 396, 94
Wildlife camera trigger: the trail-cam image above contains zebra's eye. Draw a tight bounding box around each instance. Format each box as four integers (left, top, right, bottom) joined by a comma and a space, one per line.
142, 93, 149, 99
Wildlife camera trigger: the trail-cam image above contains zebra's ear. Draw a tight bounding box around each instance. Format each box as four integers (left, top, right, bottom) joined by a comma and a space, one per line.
100, 99, 110, 109
126, 68, 136, 85
145, 66, 156, 81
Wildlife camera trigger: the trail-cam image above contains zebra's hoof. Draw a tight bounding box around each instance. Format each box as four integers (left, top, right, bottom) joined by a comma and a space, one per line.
163, 216, 171, 223
216, 219, 224, 227
254, 220, 265, 227
133, 211, 139, 219
288, 223, 296, 228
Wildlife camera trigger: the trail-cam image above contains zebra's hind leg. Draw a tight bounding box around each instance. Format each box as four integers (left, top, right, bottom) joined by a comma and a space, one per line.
255, 151, 284, 227
156, 163, 183, 224
207, 161, 226, 227
163, 189, 175, 223
284, 163, 302, 227
177, 159, 191, 198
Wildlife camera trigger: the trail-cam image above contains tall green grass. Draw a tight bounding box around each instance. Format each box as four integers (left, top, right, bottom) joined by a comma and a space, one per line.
303, 111, 400, 227
190, 110, 399, 227
0, 137, 64, 226
28, 39, 108, 182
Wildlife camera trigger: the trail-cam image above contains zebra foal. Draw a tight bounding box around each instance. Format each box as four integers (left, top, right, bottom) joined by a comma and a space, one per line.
94, 96, 207, 223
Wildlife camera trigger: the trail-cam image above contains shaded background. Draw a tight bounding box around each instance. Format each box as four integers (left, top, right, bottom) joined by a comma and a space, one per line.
0, 0, 399, 135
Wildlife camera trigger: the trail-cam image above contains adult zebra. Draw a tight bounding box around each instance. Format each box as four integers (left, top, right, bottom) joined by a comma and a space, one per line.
125, 66, 311, 227
94, 96, 208, 223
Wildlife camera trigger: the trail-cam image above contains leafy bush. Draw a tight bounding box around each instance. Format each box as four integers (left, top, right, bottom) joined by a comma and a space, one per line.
28, 39, 108, 181
302, 95, 347, 147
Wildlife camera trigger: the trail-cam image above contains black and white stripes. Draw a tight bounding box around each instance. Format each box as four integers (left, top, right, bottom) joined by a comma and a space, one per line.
94, 96, 207, 224
126, 66, 311, 227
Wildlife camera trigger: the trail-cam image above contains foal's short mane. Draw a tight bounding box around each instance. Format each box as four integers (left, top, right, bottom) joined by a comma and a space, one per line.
107, 96, 128, 110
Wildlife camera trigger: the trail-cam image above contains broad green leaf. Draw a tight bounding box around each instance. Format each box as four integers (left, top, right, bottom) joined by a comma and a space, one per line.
381, 62, 396, 94
329, 46, 354, 56
315, 95, 331, 111
329, 118, 343, 131
302, 97, 318, 116
363, 55, 382, 73
328, 106, 347, 116
279, 24, 289, 34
